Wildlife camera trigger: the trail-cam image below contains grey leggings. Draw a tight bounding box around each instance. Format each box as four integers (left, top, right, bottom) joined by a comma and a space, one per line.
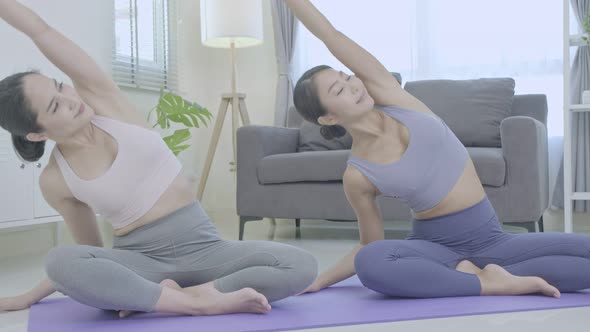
45, 202, 318, 312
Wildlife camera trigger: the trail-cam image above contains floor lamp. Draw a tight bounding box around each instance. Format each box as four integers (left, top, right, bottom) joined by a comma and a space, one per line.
197, 0, 264, 200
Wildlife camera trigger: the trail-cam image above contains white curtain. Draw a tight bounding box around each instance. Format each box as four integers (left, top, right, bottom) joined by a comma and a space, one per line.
552, 0, 590, 212
293, 0, 563, 135
293, 0, 564, 204
271, 0, 298, 127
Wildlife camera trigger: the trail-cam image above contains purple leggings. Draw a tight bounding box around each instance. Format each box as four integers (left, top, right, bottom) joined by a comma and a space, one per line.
354, 196, 590, 298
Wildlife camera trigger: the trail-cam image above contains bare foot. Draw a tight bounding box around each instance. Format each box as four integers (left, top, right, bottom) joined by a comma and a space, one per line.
177, 281, 220, 298
122, 280, 271, 317
119, 279, 182, 318
478, 264, 560, 298
160, 279, 182, 291
456, 260, 482, 274
183, 281, 271, 315
198, 287, 271, 315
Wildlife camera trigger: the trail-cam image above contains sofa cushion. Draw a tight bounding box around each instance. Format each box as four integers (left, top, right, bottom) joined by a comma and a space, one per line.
298, 122, 353, 152
258, 150, 350, 184
258, 148, 505, 188
404, 78, 515, 147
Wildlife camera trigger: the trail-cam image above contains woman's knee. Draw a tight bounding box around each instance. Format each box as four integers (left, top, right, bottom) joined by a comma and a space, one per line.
354, 241, 412, 294
354, 240, 395, 274
45, 245, 94, 284
282, 246, 319, 293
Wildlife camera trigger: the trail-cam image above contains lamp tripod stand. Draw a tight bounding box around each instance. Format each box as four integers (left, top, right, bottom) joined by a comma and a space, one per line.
197, 42, 250, 201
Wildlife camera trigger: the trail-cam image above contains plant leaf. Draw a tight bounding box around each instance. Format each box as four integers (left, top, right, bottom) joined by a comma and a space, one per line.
170, 144, 191, 156
156, 92, 212, 128
186, 104, 212, 127
149, 91, 210, 156
163, 128, 191, 147
163, 129, 192, 156
186, 113, 201, 128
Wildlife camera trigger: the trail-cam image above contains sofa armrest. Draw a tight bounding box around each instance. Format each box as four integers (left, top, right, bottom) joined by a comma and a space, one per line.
236, 126, 299, 216
500, 116, 549, 220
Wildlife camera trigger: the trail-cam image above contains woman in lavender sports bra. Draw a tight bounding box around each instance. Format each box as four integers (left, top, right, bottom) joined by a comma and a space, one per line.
0, 0, 317, 316
287, 0, 590, 298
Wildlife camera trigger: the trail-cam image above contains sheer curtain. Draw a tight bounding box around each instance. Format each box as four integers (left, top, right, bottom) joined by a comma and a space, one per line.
293, 0, 563, 135
293, 0, 564, 203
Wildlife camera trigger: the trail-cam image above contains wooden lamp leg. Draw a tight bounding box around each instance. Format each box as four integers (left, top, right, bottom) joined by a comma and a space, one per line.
196, 97, 230, 201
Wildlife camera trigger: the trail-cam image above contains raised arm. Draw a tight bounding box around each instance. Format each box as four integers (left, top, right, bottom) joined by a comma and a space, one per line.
303, 167, 384, 293
0, 0, 148, 126
285, 0, 401, 103
285, 0, 419, 107
0, 0, 118, 96
285, 0, 392, 84
0, 164, 102, 312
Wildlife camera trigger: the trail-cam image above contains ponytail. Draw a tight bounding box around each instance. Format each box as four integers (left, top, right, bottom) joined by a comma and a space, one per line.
319, 124, 347, 140
11, 134, 45, 162
0, 71, 46, 162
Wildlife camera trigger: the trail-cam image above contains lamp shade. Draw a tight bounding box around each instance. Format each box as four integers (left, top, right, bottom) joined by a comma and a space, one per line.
200, 0, 264, 48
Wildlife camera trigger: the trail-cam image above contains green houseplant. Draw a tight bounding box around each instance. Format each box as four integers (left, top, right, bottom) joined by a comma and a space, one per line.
582, 15, 590, 46
148, 90, 213, 156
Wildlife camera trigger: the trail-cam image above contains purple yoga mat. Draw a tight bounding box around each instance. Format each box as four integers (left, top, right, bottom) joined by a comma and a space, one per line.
29, 277, 590, 332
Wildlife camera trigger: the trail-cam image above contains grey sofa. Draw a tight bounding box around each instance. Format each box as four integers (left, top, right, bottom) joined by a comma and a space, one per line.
236, 78, 549, 240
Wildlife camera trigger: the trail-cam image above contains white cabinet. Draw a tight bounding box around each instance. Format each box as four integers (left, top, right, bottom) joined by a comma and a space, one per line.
33, 141, 58, 218
0, 130, 34, 223
0, 130, 61, 228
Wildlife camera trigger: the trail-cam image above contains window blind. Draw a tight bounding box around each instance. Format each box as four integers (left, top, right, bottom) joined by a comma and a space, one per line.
113, 0, 178, 91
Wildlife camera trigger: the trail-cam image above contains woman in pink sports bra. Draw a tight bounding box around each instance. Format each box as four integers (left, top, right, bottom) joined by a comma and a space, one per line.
0, 0, 317, 316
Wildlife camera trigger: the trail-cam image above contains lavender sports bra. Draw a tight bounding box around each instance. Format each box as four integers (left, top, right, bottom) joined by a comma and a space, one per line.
347, 105, 468, 212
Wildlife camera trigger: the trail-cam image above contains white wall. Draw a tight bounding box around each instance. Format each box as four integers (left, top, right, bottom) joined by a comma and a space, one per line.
0, 0, 278, 256
0, 0, 111, 85
176, 0, 277, 214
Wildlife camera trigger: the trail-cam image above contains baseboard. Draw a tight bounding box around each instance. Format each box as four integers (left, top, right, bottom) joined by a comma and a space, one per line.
0, 209, 583, 260
0, 219, 113, 260
0, 225, 55, 259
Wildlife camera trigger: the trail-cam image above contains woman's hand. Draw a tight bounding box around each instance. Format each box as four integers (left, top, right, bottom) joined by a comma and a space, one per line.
0, 278, 56, 312
298, 279, 325, 295
0, 294, 33, 312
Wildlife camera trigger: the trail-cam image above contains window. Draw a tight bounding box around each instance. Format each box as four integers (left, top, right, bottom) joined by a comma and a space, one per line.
293, 0, 564, 136
113, 0, 177, 91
